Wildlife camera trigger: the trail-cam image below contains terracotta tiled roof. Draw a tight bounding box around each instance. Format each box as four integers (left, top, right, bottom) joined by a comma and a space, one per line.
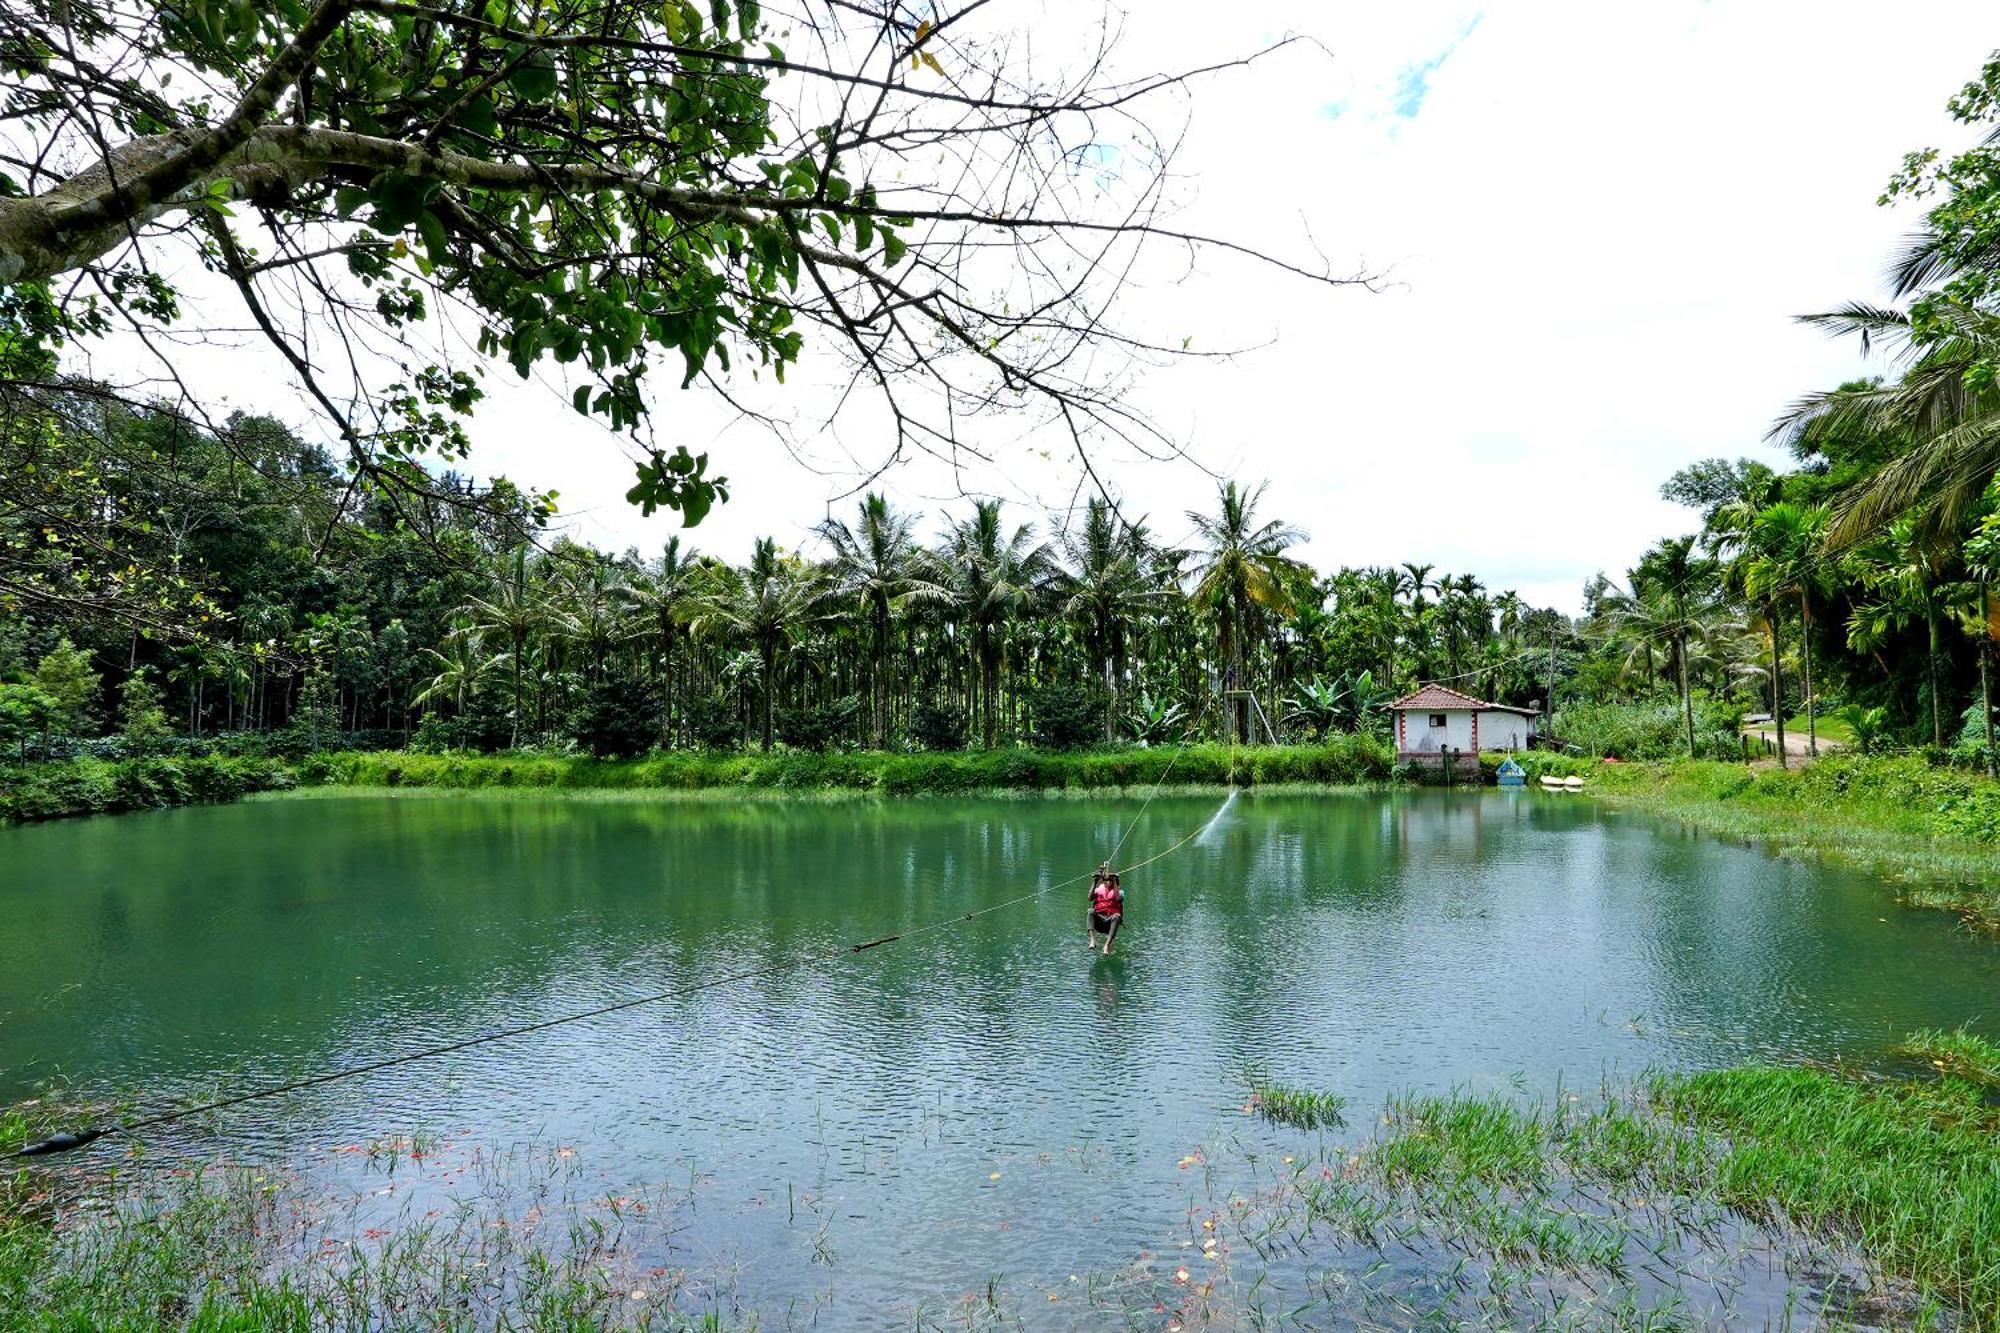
1388, 684, 1512, 712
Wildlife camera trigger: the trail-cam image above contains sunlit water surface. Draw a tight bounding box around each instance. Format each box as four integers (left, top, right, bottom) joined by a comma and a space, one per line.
3, 789, 1995, 1318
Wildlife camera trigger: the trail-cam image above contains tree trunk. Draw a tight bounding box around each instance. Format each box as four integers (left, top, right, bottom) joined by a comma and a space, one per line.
761, 640, 776, 751
1983, 637, 1996, 779
1677, 635, 1695, 759
1769, 609, 1787, 770
510, 631, 524, 748
1927, 609, 1944, 750
1799, 591, 1816, 757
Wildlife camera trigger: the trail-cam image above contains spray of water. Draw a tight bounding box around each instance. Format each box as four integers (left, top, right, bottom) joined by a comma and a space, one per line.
1193, 789, 1239, 846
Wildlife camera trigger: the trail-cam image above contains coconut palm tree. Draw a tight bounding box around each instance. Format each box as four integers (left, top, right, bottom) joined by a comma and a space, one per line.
818, 493, 929, 746
462, 547, 545, 747
937, 500, 1055, 748
1775, 302, 2000, 550
698, 538, 827, 751
613, 537, 705, 746
1186, 482, 1305, 742
1057, 498, 1166, 740
413, 624, 494, 718
1741, 504, 1831, 755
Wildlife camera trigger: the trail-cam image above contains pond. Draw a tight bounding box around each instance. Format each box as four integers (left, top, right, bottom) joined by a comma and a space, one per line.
2, 788, 1996, 1319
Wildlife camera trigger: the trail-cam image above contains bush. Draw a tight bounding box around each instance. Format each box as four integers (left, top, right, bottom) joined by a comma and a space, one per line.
1026, 683, 1106, 750
0, 754, 293, 823
777, 696, 861, 753
570, 675, 663, 759
1553, 697, 1742, 761
906, 700, 968, 752
324, 739, 1398, 796
679, 696, 741, 750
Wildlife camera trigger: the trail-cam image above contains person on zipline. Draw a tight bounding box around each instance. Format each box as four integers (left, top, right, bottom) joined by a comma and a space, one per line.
1087, 862, 1124, 956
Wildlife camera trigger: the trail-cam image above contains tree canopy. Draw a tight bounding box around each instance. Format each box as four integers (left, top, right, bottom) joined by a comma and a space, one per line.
0, 0, 1355, 544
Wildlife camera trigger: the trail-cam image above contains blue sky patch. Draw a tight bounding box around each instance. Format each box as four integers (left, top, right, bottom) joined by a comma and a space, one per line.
1392, 14, 1483, 119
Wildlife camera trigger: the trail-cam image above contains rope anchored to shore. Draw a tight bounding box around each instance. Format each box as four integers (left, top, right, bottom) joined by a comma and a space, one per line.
9, 754, 1231, 1160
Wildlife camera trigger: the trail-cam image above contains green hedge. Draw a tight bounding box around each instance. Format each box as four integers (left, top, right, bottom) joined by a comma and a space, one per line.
0, 755, 296, 823
320, 736, 1398, 795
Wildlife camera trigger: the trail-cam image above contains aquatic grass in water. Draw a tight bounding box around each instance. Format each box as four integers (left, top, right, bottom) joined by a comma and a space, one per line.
1895, 1026, 2000, 1086
1243, 1068, 1347, 1131
1653, 1059, 2000, 1326
1, 1138, 737, 1331
8, 1050, 1993, 1330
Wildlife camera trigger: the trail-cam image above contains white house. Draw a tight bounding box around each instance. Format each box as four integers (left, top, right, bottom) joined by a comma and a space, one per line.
1388, 684, 1542, 777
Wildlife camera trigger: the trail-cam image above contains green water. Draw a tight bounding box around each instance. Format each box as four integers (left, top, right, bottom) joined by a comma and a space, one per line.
1, 788, 1995, 1315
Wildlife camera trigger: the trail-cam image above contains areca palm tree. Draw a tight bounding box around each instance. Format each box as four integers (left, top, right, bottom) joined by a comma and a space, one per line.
1186, 482, 1305, 742
1634, 534, 1719, 758
1057, 498, 1166, 740
938, 500, 1055, 747
818, 493, 929, 746
1847, 522, 1970, 750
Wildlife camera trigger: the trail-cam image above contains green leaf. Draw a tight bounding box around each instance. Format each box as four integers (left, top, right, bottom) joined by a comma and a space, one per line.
882, 230, 907, 267
416, 209, 449, 265
572, 383, 593, 414
509, 54, 559, 102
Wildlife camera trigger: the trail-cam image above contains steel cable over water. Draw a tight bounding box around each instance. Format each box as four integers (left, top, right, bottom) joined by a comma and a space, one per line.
9, 746, 1236, 1160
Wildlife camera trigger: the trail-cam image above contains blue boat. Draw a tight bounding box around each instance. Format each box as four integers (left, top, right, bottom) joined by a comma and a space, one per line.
1496, 756, 1526, 788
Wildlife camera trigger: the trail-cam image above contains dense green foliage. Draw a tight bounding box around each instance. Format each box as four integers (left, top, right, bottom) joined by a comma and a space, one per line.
320, 736, 1395, 797
3, 410, 1578, 765
0, 755, 294, 822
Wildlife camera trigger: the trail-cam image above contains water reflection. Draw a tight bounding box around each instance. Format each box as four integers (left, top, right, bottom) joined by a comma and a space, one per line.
0, 788, 1995, 1316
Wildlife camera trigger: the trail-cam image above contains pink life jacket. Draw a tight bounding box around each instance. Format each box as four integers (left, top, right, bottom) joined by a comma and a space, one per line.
1091, 881, 1122, 917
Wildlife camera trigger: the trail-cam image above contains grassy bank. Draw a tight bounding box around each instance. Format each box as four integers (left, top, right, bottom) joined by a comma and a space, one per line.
0, 755, 295, 824
316, 735, 1396, 796
1588, 754, 2000, 927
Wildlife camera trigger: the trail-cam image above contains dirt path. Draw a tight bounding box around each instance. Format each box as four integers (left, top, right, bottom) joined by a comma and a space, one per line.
1742, 726, 1841, 758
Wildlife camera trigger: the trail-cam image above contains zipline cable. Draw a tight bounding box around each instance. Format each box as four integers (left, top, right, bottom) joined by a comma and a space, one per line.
10, 756, 1228, 1160
1107, 690, 1219, 865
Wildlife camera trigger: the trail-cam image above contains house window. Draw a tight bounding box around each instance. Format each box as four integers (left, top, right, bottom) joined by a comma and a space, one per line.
1428, 713, 1448, 728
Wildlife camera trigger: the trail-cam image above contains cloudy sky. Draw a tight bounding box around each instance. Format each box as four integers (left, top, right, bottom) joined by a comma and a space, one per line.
105, 1, 2000, 610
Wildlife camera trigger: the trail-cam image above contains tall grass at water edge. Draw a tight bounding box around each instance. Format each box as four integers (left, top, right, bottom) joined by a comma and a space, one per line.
313, 737, 1396, 796
1587, 754, 2000, 927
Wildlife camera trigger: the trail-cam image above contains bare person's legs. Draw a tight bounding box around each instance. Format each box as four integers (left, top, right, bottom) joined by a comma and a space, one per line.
1101, 916, 1120, 956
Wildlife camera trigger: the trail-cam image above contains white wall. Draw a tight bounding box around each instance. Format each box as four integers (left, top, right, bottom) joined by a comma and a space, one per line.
1399, 708, 1539, 753
1478, 711, 1535, 752
1399, 708, 1476, 754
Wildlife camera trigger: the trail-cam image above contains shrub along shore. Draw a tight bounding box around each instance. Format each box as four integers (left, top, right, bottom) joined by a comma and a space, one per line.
1586, 754, 2000, 929
8, 743, 2000, 927
0, 754, 294, 824
313, 737, 1397, 796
